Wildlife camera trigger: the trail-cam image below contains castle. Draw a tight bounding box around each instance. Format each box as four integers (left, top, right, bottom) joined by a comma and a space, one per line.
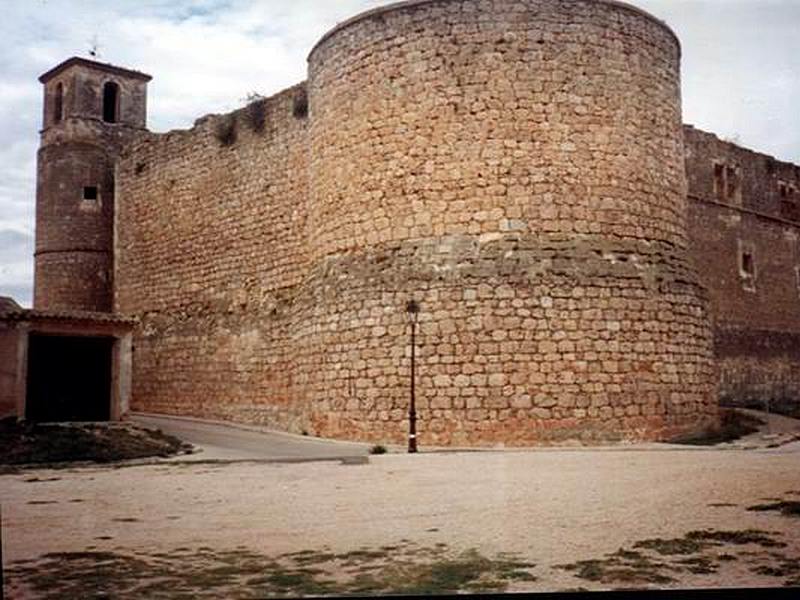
1, 0, 798, 446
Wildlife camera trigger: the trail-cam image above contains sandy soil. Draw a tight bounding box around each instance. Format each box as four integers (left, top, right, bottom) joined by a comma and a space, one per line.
2, 444, 800, 595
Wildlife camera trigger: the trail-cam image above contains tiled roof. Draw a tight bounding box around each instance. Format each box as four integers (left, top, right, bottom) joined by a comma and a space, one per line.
39, 56, 152, 84
0, 296, 22, 313
0, 302, 136, 325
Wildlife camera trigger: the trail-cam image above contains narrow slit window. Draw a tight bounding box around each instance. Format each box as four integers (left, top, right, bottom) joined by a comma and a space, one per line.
741, 252, 754, 276
740, 249, 756, 289
83, 186, 98, 201
53, 83, 63, 124
102, 82, 119, 123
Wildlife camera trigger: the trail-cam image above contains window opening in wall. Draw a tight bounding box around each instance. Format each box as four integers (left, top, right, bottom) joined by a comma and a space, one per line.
739, 244, 756, 292
741, 252, 754, 277
54, 83, 63, 124
726, 165, 740, 201
714, 163, 725, 200
796, 266, 800, 295
102, 81, 119, 123
83, 186, 98, 201
712, 161, 741, 203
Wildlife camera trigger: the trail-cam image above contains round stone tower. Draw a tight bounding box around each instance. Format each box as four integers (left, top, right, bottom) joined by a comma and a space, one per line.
34, 57, 151, 312
298, 0, 717, 445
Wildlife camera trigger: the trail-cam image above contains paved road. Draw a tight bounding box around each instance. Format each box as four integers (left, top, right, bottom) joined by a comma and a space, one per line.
130, 413, 371, 461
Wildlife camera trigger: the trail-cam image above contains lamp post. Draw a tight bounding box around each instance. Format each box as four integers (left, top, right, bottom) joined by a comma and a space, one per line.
406, 299, 420, 453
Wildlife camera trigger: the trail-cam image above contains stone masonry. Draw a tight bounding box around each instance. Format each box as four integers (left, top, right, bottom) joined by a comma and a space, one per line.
685, 126, 800, 410
35, 58, 150, 312
113, 0, 717, 446
30, 0, 800, 444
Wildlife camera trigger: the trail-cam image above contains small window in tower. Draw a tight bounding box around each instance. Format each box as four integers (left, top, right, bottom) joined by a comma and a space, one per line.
83, 186, 98, 201
54, 83, 64, 124
713, 162, 726, 200
103, 81, 119, 123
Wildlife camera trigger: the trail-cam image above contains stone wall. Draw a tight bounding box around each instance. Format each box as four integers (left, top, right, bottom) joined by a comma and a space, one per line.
292, 236, 714, 445
0, 323, 23, 418
115, 0, 718, 445
308, 0, 689, 256
115, 85, 311, 429
685, 126, 800, 408
35, 142, 115, 311
297, 0, 716, 445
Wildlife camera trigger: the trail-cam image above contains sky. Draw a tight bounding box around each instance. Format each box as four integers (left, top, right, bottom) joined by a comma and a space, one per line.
0, 0, 798, 307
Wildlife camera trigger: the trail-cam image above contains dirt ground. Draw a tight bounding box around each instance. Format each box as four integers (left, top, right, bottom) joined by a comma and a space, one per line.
2, 442, 800, 597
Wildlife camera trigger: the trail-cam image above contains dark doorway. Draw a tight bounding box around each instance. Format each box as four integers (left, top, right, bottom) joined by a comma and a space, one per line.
26, 334, 114, 422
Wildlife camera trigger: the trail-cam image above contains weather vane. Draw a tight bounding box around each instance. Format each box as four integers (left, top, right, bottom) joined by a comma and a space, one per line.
88, 34, 102, 59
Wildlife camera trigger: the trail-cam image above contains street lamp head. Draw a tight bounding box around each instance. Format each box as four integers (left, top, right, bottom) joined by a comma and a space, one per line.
405, 299, 420, 323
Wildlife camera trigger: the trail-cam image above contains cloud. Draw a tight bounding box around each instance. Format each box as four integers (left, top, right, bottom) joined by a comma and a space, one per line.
0, 229, 34, 307
638, 0, 800, 162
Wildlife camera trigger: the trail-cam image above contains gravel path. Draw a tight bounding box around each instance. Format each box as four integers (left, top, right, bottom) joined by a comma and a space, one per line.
3, 444, 800, 594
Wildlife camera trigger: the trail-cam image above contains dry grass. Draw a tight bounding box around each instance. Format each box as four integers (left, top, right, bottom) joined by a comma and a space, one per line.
6, 542, 537, 598
0, 419, 191, 467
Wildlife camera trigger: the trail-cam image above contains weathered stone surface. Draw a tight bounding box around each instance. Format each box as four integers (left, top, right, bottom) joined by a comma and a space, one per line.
685, 126, 800, 410
35, 59, 150, 312
112, 0, 719, 446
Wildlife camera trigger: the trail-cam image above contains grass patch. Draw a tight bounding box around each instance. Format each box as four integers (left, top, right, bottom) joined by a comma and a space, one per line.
338, 548, 536, 595
369, 444, 388, 455
0, 420, 191, 466
686, 529, 786, 548
634, 537, 704, 556
668, 409, 764, 445
676, 556, 718, 574
748, 501, 800, 518
635, 529, 787, 556
5, 542, 538, 598
751, 554, 800, 583
559, 529, 788, 588
558, 556, 674, 586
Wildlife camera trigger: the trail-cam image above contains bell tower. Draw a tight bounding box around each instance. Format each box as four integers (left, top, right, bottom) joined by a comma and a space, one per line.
34, 57, 151, 312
